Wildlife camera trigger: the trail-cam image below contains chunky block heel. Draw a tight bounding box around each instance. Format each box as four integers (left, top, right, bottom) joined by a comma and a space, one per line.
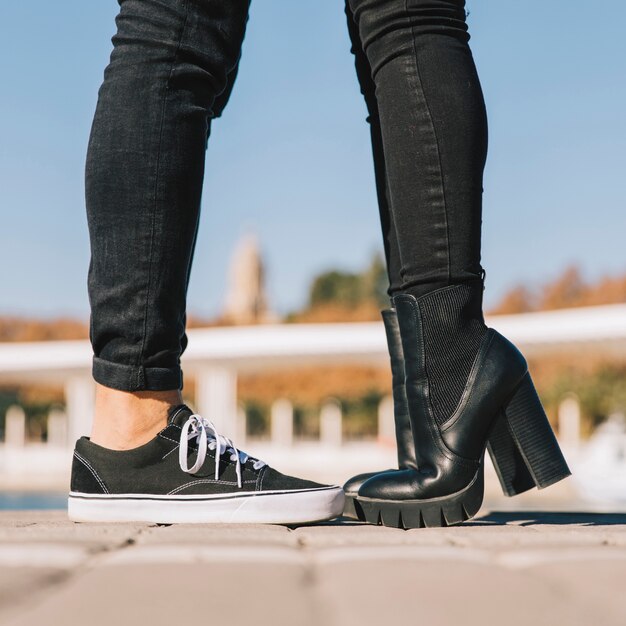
487, 413, 536, 497
494, 373, 571, 491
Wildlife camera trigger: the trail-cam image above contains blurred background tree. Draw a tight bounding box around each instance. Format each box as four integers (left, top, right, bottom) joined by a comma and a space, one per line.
287, 252, 388, 323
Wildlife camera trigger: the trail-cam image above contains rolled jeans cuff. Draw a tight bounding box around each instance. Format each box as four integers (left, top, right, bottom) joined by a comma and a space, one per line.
92, 357, 183, 392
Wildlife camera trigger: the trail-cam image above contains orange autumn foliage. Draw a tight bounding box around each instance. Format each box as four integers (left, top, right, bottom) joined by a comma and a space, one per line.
488, 266, 626, 314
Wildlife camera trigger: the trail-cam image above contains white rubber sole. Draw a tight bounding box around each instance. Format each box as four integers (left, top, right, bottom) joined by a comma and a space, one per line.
68, 486, 345, 524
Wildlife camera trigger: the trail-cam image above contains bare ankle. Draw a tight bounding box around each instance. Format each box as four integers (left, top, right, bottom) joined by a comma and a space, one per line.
90, 384, 183, 450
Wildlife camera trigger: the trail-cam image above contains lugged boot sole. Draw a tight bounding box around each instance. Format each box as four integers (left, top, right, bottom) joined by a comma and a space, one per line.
343, 494, 366, 521
356, 466, 484, 529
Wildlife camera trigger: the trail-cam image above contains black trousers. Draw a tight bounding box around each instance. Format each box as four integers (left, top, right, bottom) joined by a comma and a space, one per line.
346, 0, 487, 297
86, 0, 487, 392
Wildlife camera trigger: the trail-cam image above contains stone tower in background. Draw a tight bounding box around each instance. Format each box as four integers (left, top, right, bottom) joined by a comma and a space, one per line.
222, 233, 275, 324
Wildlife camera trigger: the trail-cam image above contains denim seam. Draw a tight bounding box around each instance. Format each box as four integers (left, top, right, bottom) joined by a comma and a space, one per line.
136, 0, 191, 389
405, 0, 451, 286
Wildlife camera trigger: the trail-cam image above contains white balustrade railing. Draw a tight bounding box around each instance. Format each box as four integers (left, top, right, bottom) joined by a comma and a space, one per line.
3, 305, 625, 488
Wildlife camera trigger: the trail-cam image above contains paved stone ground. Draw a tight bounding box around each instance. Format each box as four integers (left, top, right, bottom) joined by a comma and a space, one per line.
1, 510, 625, 626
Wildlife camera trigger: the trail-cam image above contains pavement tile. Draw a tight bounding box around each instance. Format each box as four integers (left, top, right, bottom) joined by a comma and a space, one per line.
0, 510, 147, 546
292, 521, 425, 547
137, 522, 297, 546
435, 528, 622, 548
1, 512, 625, 626
524, 558, 626, 625
314, 558, 611, 626
0, 568, 71, 621
4, 563, 321, 626
99, 543, 305, 567
0, 511, 68, 525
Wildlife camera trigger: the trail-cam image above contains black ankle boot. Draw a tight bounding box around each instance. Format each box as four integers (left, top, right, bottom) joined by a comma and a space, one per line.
343, 308, 416, 519
356, 283, 570, 528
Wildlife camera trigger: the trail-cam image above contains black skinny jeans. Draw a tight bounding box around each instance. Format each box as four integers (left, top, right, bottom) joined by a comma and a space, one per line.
346, 0, 487, 297
86, 0, 487, 392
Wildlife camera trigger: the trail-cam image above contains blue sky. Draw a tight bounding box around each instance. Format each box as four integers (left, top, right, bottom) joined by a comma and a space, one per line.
1, 1, 625, 319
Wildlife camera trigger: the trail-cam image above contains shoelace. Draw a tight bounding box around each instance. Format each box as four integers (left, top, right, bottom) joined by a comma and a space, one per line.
178, 413, 266, 488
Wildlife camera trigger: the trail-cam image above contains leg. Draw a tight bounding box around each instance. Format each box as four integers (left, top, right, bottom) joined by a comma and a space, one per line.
72, 0, 346, 525
86, 0, 250, 448
349, 0, 487, 297
350, 0, 569, 527
345, 1, 403, 298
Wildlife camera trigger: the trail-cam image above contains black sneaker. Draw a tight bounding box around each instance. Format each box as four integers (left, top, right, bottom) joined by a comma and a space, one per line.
68, 404, 344, 524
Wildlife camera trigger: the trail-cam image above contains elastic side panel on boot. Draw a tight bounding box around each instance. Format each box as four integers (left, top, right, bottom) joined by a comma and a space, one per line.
417, 283, 487, 426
